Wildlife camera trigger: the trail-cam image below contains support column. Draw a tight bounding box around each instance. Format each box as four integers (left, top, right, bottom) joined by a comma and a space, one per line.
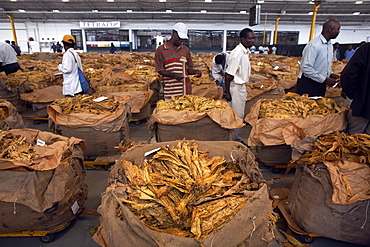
223, 29, 227, 52
273, 15, 280, 44
309, 2, 321, 41
7, 13, 18, 45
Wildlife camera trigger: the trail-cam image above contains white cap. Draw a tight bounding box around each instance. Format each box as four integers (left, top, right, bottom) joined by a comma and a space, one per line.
172, 22, 188, 39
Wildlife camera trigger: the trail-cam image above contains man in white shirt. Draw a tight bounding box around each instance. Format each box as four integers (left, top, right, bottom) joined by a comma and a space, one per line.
0, 41, 21, 75
57, 35, 83, 97
296, 19, 341, 97
225, 28, 255, 142
211, 52, 229, 93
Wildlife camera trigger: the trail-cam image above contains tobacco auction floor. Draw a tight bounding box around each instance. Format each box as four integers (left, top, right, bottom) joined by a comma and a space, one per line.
0, 107, 365, 247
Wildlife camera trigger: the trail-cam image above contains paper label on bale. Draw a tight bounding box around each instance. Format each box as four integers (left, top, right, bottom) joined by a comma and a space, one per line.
245, 100, 347, 146
149, 106, 244, 130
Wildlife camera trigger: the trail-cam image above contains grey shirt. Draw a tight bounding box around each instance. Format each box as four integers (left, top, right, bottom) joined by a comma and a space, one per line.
0, 42, 18, 66
299, 34, 334, 83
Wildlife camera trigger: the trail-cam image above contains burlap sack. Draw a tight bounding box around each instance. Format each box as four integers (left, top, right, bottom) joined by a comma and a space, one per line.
244, 86, 285, 117
48, 103, 130, 157
0, 98, 26, 130
19, 85, 63, 103
93, 141, 273, 247
0, 75, 26, 112
0, 129, 87, 232
245, 100, 347, 146
246, 78, 278, 101
287, 164, 370, 245
148, 106, 244, 142
106, 90, 153, 114
192, 86, 223, 100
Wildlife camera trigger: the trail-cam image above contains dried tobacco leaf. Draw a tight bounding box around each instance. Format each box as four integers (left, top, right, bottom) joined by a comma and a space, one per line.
156, 95, 228, 112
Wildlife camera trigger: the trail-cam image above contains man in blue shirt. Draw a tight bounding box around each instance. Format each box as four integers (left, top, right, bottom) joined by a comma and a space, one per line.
344, 45, 355, 60
296, 19, 341, 97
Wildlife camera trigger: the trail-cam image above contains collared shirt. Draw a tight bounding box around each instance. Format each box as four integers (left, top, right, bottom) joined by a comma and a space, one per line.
211, 52, 229, 81
0, 42, 18, 66
154, 41, 194, 99
299, 34, 334, 83
344, 49, 355, 60
57, 48, 82, 96
226, 43, 251, 84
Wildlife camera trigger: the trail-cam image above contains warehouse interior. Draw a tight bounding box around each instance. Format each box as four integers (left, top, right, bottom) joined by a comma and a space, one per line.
0, 0, 370, 247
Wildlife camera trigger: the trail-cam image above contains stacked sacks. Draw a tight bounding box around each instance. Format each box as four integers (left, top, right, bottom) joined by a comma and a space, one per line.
0, 98, 26, 130
286, 132, 370, 245
93, 140, 274, 247
47, 95, 130, 159
148, 95, 244, 142
0, 129, 87, 233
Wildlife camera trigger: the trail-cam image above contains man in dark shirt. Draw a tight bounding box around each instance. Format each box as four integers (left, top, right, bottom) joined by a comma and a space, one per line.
11, 41, 21, 56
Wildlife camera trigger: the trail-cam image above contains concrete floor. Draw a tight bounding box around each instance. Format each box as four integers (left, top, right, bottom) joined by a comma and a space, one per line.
0, 107, 365, 247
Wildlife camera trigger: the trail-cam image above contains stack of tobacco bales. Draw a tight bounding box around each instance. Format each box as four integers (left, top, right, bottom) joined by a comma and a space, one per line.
47, 95, 130, 159
93, 140, 274, 247
148, 95, 244, 142
245, 93, 347, 166
285, 132, 370, 245
0, 129, 87, 234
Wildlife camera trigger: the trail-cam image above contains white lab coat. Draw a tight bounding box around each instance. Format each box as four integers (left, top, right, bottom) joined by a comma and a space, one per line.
57, 48, 82, 96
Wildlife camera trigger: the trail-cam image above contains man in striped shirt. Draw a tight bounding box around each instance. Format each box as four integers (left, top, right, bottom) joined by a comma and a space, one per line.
155, 23, 202, 100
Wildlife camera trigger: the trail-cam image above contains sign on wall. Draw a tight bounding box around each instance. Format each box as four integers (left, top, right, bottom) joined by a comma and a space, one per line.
79, 21, 120, 28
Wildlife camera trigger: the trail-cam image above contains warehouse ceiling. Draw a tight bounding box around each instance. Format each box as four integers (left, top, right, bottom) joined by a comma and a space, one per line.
0, 0, 369, 25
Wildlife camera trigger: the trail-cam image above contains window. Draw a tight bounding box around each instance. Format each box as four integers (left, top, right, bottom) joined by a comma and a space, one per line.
276, 31, 299, 45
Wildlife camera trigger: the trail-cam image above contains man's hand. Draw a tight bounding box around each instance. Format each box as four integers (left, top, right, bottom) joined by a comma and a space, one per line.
188, 68, 202, 78
224, 91, 232, 101
330, 73, 340, 80
324, 77, 338, 87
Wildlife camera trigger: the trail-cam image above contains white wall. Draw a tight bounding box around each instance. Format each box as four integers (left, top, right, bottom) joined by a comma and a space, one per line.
1, 20, 369, 53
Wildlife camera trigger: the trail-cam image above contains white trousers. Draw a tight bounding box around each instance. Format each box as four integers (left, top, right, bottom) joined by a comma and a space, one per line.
229, 82, 246, 142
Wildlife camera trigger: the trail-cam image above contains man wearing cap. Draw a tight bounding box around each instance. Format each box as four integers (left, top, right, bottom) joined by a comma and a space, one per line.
0, 41, 21, 75
57, 35, 83, 97
155, 22, 202, 100
225, 28, 255, 143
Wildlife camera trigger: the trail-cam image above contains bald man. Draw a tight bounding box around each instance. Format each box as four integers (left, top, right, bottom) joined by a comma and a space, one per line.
296, 19, 341, 97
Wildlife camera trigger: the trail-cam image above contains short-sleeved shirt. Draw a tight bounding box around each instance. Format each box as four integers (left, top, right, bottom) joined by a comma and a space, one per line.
226, 43, 251, 84
0, 42, 18, 66
154, 41, 194, 99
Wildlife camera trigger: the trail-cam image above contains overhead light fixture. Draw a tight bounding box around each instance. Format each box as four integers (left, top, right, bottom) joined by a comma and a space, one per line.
18, 9, 26, 12
257, 0, 264, 3
107, 0, 114, 2
308, 11, 313, 15
355, 1, 363, 4
159, 0, 166, 2
127, 9, 133, 12
166, 9, 172, 12
205, 0, 212, 2
92, 9, 99, 12
62, 0, 69, 2
308, 1, 314, 4
10, 0, 18, 2
53, 9, 60, 12
353, 11, 360, 15
240, 10, 247, 14
200, 10, 207, 13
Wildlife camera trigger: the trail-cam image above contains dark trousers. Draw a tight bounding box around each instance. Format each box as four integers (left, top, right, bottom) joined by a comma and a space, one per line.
295, 74, 326, 97
0, 63, 21, 75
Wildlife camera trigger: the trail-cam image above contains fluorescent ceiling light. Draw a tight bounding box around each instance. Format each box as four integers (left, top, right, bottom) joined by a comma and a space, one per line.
308, 11, 313, 15
18, 9, 26, 12
308, 1, 314, 4
10, 0, 18, 2
166, 9, 172, 12
127, 9, 133, 12
53, 9, 60, 12
257, 0, 264, 3
62, 0, 69, 2
353, 11, 360, 15
200, 10, 207, 13
205, 0, 212, 2
92, 9, 99, 12
355, 1, 363, 4
107, 0, 114, 2
159, 0, 166, 2
240, 11, 247, 14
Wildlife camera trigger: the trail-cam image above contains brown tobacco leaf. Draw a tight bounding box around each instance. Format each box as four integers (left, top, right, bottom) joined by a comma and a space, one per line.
156, 95, 228, 112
